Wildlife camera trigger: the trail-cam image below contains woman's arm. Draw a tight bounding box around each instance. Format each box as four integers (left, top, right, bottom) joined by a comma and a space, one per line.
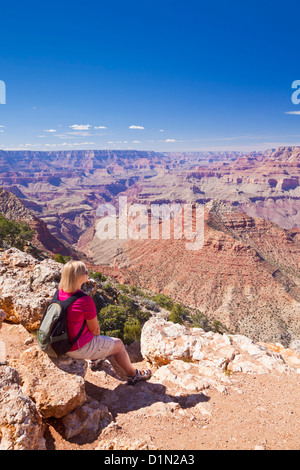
86, 317, 100, 336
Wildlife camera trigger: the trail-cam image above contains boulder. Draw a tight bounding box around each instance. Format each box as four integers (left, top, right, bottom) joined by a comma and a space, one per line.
13, 346, 87, 418
141, 317, 291, 375
153, 359, 229, 394
0, 247, 98, 330
141, 317, 235, 369
0, 309, 5, 329
0, 366, 46, 450
228, 335, 288, 374
0, 248, 60, 329
62, 397, 113, 440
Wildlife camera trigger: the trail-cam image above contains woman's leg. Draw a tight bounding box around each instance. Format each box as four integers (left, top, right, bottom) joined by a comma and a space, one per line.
110, 338, 136, 377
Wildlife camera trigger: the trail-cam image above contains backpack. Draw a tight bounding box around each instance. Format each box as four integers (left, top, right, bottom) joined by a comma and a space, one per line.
37, 289, 87, 358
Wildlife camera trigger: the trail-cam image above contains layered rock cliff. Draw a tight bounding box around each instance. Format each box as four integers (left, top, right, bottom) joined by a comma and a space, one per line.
0, 147, 299, 247
0, 187, 88, 259
89, 201, 300, 347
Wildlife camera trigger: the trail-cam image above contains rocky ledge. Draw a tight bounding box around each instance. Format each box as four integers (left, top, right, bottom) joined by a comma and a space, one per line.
0, 310, 299, 449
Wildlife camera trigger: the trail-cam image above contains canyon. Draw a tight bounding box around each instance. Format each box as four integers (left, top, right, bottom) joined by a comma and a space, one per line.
0, 147, 300, 450
0, 146, 299, 249
93, 200, 300, 346
0, 146, 300, 346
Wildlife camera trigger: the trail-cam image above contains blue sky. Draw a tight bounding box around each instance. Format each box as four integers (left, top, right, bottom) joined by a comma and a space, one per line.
1, 0, 300, 152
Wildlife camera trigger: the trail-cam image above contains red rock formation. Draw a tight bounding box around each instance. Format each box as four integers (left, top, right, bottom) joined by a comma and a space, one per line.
0, 187, 85, 258
92, 201, 300, 346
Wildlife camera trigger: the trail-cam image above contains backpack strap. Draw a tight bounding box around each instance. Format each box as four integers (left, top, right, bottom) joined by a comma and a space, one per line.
70, 317, 87, 346
58, 290, 89, 346
58, 290, 87, 308
52, 289, 59, 302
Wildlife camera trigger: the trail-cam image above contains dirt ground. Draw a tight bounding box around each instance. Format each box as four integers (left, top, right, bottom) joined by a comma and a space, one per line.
1, 321, 300, 451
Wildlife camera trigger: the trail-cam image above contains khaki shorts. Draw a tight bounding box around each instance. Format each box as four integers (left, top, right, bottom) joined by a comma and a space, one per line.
67, 335, 115, 361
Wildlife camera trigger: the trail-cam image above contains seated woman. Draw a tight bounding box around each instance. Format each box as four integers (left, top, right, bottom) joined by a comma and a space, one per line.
58, 260, 151, 385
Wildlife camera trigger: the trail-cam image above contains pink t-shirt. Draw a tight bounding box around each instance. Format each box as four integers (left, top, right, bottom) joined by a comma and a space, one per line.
58, 289, 97, 351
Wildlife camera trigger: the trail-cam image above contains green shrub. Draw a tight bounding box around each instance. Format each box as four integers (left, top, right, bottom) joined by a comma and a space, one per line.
167, 303, 189, 324
151, 293, 174, 311
118, 284, 130, 294
102, 283, 116, 296
97, 305, 127, 337
129, 285, 146, 297
53, 254, 72, 264
212, 320, 224, 334
118, 294, 139, 312
54, 253, 65, 264
89, 271, 107, 282
97, 301, 151, 345
0, 213, 34, 250
190, 312, 210, 331
124, 318, 141, 344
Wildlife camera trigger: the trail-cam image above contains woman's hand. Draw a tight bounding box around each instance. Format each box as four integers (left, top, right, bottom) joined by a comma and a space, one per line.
86, 317, 100, 336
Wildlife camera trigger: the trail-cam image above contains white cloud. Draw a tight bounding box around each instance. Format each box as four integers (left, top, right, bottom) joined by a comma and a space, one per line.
0, 125, 5, 128
165, 139, 176, 142
67, 131, 93, 136
129, 125, 144, 130
69, 124, 92, 130
43, 129, 56, 133
285, 111, 300, 115
159, 129, 164, 132
132, 140, 141, 143
94, 126, 107, 129
62, 141, 95, 146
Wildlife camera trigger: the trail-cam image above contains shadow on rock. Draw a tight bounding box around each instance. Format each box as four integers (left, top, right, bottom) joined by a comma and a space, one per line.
86, 378, 210, 419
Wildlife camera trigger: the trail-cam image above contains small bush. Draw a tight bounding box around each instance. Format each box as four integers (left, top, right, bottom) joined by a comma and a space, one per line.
97, 305, 127, 339
167, 303, 189, 324
89, 271, 107, 282
124, 318, 141, 344
118, 294, 139, 312
97, 299, 151, 345
151, 293, 174, 311
141, 298, 160, 312
0, 213, 34, 250
190, 312, 210, 331
53, 254, 72, 264
118, 284, 130, 294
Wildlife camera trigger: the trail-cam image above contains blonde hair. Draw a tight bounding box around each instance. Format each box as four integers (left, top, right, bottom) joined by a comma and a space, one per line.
58, 260, 87, 293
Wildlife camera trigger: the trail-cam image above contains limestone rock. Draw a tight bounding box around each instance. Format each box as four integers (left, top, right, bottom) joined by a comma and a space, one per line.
228, 335, 288, 374
259, 342, 300, 370
0, 309, 6, 329
0, 247, 98, 330
153, 359, 229, 394
62, 397, 113, 440
13, 346, 87, 418
141, 317, 292, 376
0, 366, 46, 450
0, 248, 60, 329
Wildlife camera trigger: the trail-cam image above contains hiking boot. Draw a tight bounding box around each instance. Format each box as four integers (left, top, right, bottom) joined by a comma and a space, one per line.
88, 359, 104, 371
126, 369, 152, 385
